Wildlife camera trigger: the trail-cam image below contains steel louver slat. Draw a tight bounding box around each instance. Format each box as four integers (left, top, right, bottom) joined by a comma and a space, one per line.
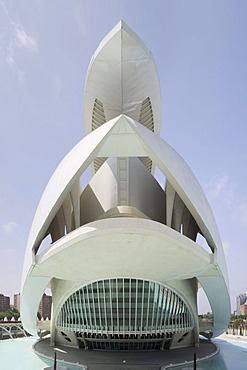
138, 97, 154, 172
91, 99, 108, 172
91, 99, 106, 132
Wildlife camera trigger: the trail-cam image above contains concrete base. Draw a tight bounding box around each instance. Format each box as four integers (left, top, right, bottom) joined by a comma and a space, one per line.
35, 337, 218, 370
182, 368, 206, 370
43, 367, 68, 370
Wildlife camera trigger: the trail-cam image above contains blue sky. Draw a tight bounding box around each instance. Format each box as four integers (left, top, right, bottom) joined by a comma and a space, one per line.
0, 0, 246, 313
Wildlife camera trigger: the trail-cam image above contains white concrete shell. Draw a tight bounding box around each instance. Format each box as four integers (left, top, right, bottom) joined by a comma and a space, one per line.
84, 21, 161, 135
21, 21, 230, 348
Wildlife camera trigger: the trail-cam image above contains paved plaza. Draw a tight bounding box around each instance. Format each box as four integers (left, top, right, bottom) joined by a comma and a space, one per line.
34, 338, 216, 369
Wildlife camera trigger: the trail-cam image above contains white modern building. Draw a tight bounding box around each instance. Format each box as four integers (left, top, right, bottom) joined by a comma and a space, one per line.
236, 293, 247, 315
21, 21, 230, 351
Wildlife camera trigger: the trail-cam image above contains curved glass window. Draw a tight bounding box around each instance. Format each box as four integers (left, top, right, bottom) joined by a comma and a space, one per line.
56, 278, 193, 337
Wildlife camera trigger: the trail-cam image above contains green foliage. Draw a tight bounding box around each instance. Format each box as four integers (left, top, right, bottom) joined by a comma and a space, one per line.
198, 312, 213, 320
0, 309, 20, 320
230, 314, 247, 324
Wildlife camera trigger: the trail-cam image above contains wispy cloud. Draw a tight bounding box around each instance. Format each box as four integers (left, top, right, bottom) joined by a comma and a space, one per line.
205, 173, 247, 227
74, 2, 87, 37
15, 27, 38, 52
2, 221, 18, 234
234, 199, 247, 226
0, 0, 38, 81
222, 240, 231, 255
204, 173, 234, 206
5, 43, 25, 82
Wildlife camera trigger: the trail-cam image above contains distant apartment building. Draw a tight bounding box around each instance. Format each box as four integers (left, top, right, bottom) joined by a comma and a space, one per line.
13, 293, 20, 312
0, 294, 10, 312
38, 293, 52, 319
240, 303, 247, 315
236, 293, 247, 315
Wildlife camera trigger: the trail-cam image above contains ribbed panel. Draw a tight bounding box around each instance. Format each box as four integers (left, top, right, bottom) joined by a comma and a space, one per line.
138, 156, 152, 172
56, 279, 193, 336
139, 97, 154, 132
91, 99, 107, 172
93, 157, 107, 172
138, 98, 154, 171
92, 99, 106, 131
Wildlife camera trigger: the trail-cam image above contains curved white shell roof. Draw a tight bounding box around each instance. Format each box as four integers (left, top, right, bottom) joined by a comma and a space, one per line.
21, 115, 230, 335
21, 22, 230, 340
84, 20, 161, 135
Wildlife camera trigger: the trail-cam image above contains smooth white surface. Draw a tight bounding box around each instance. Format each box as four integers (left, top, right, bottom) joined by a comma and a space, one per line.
21, 115, 230, 336
21, 21, 230, 341
84, 21, 161, 135
22, 116, 227, 268
35, 218, 212, 281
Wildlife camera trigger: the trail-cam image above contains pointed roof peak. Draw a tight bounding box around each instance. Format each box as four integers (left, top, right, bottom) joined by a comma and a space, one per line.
117, 19, 130, 31
106, 20, 136, 39
92, 20, 150, 62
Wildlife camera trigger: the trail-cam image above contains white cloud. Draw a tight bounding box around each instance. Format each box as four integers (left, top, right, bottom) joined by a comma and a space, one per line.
15, 27, 38, 52
204, 173, 234, 206
205, 173, 247, 228
5, 43, 25, 82
0, 0, 38, 81
222, 240, 231, 255
0, 0, 12, 24
74, 2, 87, 37
5, 48, 14, 68
234, 199, 247, 226
3, 221, 18, 234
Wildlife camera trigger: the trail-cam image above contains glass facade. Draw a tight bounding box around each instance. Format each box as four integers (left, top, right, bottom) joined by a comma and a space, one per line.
56, 278, 194, 350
